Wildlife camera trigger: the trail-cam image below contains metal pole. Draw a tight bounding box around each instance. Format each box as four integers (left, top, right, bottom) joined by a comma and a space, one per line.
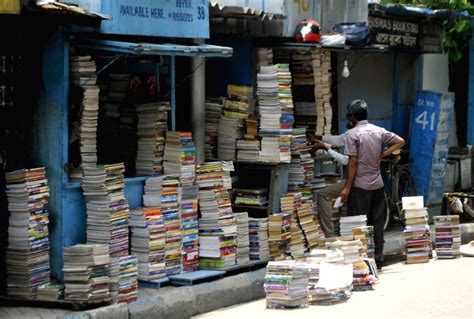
191, 39, 205, 164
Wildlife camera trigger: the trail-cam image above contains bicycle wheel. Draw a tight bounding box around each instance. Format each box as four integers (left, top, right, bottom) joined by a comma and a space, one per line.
383, 190, 392, 231
398, 169, 416, 199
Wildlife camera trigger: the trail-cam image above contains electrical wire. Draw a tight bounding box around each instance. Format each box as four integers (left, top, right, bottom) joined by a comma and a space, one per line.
164, 57, 210, 98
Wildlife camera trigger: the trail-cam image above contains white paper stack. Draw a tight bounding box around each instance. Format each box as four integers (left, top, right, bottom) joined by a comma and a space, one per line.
235, 212, 250, 264
236, 139, 260, 162
135, 102, 170, 176
339, 215, 368, 237
5, 168, 51, 299
143, 176, 164, 208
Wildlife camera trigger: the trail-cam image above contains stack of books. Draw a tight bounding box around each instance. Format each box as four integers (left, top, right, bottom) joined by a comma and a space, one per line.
135, 102, 170, 176
264, 260, 309, 308
117, 255, 138, 303
225, 84, 254, 118
288, 127, 314, 192
235, 212, 250, 264
205, 98, 224, 160
197, 162, 237, 268
434, 215, 461, 259
70, 54, 99, 172
129, 207, 166, 281
63, 244, 110, 302
37, 283, 64, 301
256, 64, 293, 163
164, 131, 196, 186
312, 50, 332, 135
234, 188, 268, 206
217, 116, 245, 161
281, 193, 306, 259
402, 196, 431, 264
340, 215, 368, 237
5, 168, 51, 299
143, 176, 163, 207
108, 258, 119, 303
161, 175, 182, 275
291, 50, 314, 86
296, 201, 322, 250
236, 139, 260, 162
180, 185, 200, 272
83, 163, 130, 257
306, 249, 330, 303
268, 213, 291, 261
256, 48, 273, 72
352, 226, 375, 259
248, 217, 270, 261
311, 250, 353, 304
309, 200, 326, 240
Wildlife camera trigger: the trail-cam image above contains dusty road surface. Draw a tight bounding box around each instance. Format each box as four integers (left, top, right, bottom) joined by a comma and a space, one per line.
194, 256, 474, 319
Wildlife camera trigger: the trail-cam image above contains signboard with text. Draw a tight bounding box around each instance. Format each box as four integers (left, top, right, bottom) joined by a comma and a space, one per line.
368, 14, 419, 52
73, 0, 210, 38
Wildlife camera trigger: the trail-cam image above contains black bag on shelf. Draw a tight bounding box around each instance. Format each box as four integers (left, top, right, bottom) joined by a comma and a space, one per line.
333, 22, 373, 47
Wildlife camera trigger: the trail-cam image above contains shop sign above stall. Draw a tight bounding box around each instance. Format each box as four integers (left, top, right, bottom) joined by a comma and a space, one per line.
66, 0, 210, 38
368, 14, 419, 52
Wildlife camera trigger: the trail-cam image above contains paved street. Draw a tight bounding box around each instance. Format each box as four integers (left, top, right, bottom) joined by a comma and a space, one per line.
195, 256, 474, 319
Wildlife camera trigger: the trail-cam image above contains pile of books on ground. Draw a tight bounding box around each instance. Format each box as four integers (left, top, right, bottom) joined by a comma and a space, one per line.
129, 207, 166, 281
296, 201, 323, 250
83, 163, 130, 257
309, 250, 353, 304
108, 258, 119, 302
268, 213, 291, 261
217, 85, 251, 160
233, 188, 268, 206
281, 193, 306, 259
205, 98, 224, 160
352, 226, 375, 259
180, 184, 200, 272
5, 168, 51, 299
63, 244, 110, 303
235, 212, 250, 264
257, 64, 293, 163
402, 196, 431, 264
116, 255, 138, 303
160, 175, 182, 275
249, 217, 270, 261
264, 260, 309, 309
306, 249, 329, 303
135, 102, 170, 175
197, 162, 237, 268
340, 215, 367, 237
312, 50, 332, 135
434, 215, 461, 259
70, 54, 99, 173
37, 284, 64, 301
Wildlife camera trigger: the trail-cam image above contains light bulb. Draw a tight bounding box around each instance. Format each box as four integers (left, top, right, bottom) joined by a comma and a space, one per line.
342, 60, 350, 78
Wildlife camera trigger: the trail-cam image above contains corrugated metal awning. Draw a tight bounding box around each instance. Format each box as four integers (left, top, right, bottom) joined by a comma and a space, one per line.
76, 39, 233, 58
210, 1, 286, 21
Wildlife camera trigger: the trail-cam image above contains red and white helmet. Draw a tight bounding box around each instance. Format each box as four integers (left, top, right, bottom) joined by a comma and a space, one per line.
294, 19, 321, 43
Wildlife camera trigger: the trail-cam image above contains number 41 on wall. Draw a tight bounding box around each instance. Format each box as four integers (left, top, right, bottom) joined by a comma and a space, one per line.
415, 110, 436, 131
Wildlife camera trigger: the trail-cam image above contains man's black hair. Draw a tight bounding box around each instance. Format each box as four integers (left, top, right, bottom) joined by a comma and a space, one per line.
346, 99, 368, 121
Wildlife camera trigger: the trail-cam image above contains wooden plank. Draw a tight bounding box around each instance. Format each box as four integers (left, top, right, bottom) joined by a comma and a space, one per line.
168, 270, 225, 286
138, 277, 170, 289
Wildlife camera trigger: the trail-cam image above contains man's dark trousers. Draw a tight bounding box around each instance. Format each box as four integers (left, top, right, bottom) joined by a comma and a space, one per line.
347, 187, 386, 264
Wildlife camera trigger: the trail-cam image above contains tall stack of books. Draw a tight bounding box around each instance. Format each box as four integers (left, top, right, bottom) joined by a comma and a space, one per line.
236, 139, 260, 161
197, 162, 237, 268
264, 260, 309, 308
160, 175, 182, 275
83, 163, 130, 257
288, 127, 314, 192
235, 212, 250, 264
402, 196, 431, 264
70, 54, 99, 171
281, 193, 306, 259
340, 215, 367, 237
108, 258, 119, 303
248, 217, 270, 261
352, 226, 375, 259
135, 102, 170, 176
63, 244, 110, 302
296, 201, 321, 250
268, 213, 291, 261
117, 255, 138, 303
180, 185, 200, 272
164, 131, 196, 186
434, 215, 461, 259
129, 207, 166, 281
217, 85, 251, 161
205, 98, 224, 160
5, 168, 51, 299
257, 64, 293, 163
37, 284, 64, 301
312, 50, 332, 135
309, 201, 326, 240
